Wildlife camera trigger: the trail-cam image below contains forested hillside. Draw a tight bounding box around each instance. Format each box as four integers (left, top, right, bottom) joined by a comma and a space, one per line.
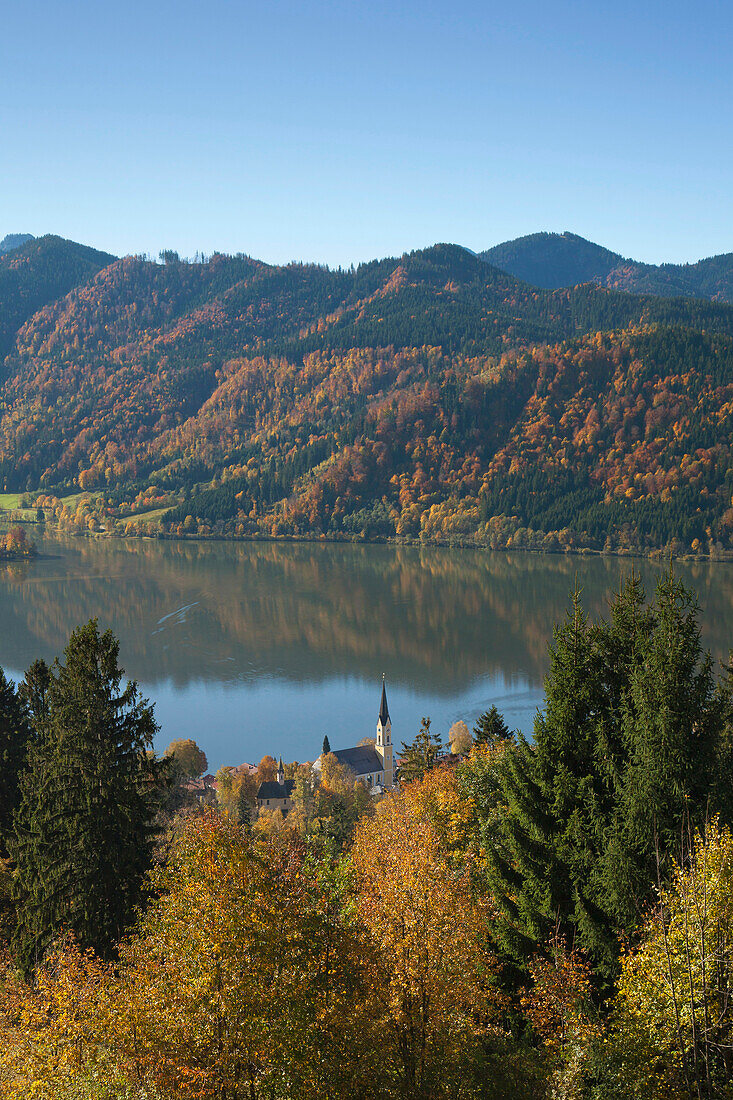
0, 234, 115, 360
481, 230, 733, 302
480, 231, 624, 290
0, 233, 34, 255
3, 238, 733, 554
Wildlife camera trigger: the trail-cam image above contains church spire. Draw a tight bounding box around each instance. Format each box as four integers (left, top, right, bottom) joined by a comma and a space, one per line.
379, 675, 389, 725
376, 675, 393, 789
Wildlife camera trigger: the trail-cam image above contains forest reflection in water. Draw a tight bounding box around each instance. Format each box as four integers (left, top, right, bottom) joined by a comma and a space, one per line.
1, 536, 732, 767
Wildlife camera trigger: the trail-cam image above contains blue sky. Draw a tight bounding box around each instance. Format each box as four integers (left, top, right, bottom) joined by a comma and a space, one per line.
2, 0, 732, 267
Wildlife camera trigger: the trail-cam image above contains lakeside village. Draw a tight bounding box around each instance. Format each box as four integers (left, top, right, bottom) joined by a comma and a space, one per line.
176, 678, 486, 826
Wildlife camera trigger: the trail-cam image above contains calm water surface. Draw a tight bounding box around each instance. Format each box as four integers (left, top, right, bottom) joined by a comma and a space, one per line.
2, 535, 733, 770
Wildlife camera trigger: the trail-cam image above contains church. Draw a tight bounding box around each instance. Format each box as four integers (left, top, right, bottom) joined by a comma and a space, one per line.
256, 757, 295, 815
312, 678, 395, 791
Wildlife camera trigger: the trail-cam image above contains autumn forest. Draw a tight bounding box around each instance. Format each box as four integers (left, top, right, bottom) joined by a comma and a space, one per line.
4, 233, 733, 554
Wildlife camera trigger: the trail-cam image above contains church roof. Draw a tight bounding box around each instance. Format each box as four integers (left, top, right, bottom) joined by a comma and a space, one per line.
379, 678, 390, 725
332, 746, 383, 775
258, 779, 295, 800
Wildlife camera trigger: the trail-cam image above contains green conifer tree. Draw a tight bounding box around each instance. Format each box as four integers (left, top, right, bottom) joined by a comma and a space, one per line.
472, 705, 512, 746
486, 573, 733, 992
322, 734, 331, 755
237, 781, 252, 829
0, 669, 29, 857
11, 620, 161, 973
603, 571, 730, 930
399, 717, 443, 784
486, 584, 618, 981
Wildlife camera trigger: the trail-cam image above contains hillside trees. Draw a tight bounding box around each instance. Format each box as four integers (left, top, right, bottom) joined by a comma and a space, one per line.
2, 236, 733, 552
11, 620, 161, 973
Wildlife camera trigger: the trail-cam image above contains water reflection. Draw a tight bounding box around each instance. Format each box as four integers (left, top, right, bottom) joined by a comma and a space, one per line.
1, 536, 732, 766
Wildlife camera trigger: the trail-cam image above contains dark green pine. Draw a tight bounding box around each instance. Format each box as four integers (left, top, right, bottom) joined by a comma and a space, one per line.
472, 705, 512, 746
485, 579, 646, 987
398, 716, 443, 783
11, 620, 162, 973
0, 667, 29, 858
486, 571, 733, 995
603, 570, 731, 932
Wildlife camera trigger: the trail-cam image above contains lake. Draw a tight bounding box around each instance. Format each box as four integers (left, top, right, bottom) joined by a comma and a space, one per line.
1, 535, 732, 771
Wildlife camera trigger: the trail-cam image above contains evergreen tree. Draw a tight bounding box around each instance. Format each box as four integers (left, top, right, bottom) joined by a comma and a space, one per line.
18, 659, 52, 734
322, 734, 331, 755
472, 705, 512, 746
237, 781, 252, 829
11, 620, 161, 973
485, 573, 733, 992
399, 717, 443, 784
486, 584, 618, 983
603, 571, 731, 931
0, 669, 29, 857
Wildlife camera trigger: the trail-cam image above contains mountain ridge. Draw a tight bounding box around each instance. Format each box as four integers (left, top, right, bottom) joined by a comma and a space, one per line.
2, 234, 733, 556
479, 230, 733, 302
0, 233, 34, 256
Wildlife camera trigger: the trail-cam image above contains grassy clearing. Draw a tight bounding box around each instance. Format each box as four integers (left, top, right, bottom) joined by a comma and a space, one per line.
128, 506, 170, 524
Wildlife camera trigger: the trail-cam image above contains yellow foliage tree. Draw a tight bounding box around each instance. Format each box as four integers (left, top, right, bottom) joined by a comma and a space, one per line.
610, 820, 733, 1099
352, 787, 501, 1097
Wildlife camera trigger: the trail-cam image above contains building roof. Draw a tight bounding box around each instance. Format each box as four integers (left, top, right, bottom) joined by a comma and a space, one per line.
257, 779, 295, 800
230, 762, 258, 778
379, 678, 390, 725
332, 745, 383, 775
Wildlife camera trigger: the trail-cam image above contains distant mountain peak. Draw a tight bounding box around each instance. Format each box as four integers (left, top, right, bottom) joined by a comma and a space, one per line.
0, 233, 34, 256
480, 232, 623, 289
480, 231, 733, 302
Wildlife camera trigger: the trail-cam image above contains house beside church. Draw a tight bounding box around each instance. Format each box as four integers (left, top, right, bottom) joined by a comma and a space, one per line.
256, 757, 295, 815
312, 678, 395, 792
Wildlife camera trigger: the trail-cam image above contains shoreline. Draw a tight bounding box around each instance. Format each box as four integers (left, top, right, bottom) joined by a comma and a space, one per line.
26, 523, 733, 566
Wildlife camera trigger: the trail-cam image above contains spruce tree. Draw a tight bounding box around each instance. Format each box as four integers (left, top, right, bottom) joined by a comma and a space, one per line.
0, 669, 29, 857
322, 734, 331, 755
237, 782, 252, 829
603, 571, 730, 930
486, 585, 620, 981
399, 717, 443, 783
472, 705, 512, 746
485, 573, 732, 991
11, 620, 161, 973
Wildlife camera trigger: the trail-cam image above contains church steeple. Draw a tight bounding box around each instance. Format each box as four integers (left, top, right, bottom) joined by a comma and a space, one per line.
277, 756, 285, 785
379, 676, 389, 725
375, 676, 394, 789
